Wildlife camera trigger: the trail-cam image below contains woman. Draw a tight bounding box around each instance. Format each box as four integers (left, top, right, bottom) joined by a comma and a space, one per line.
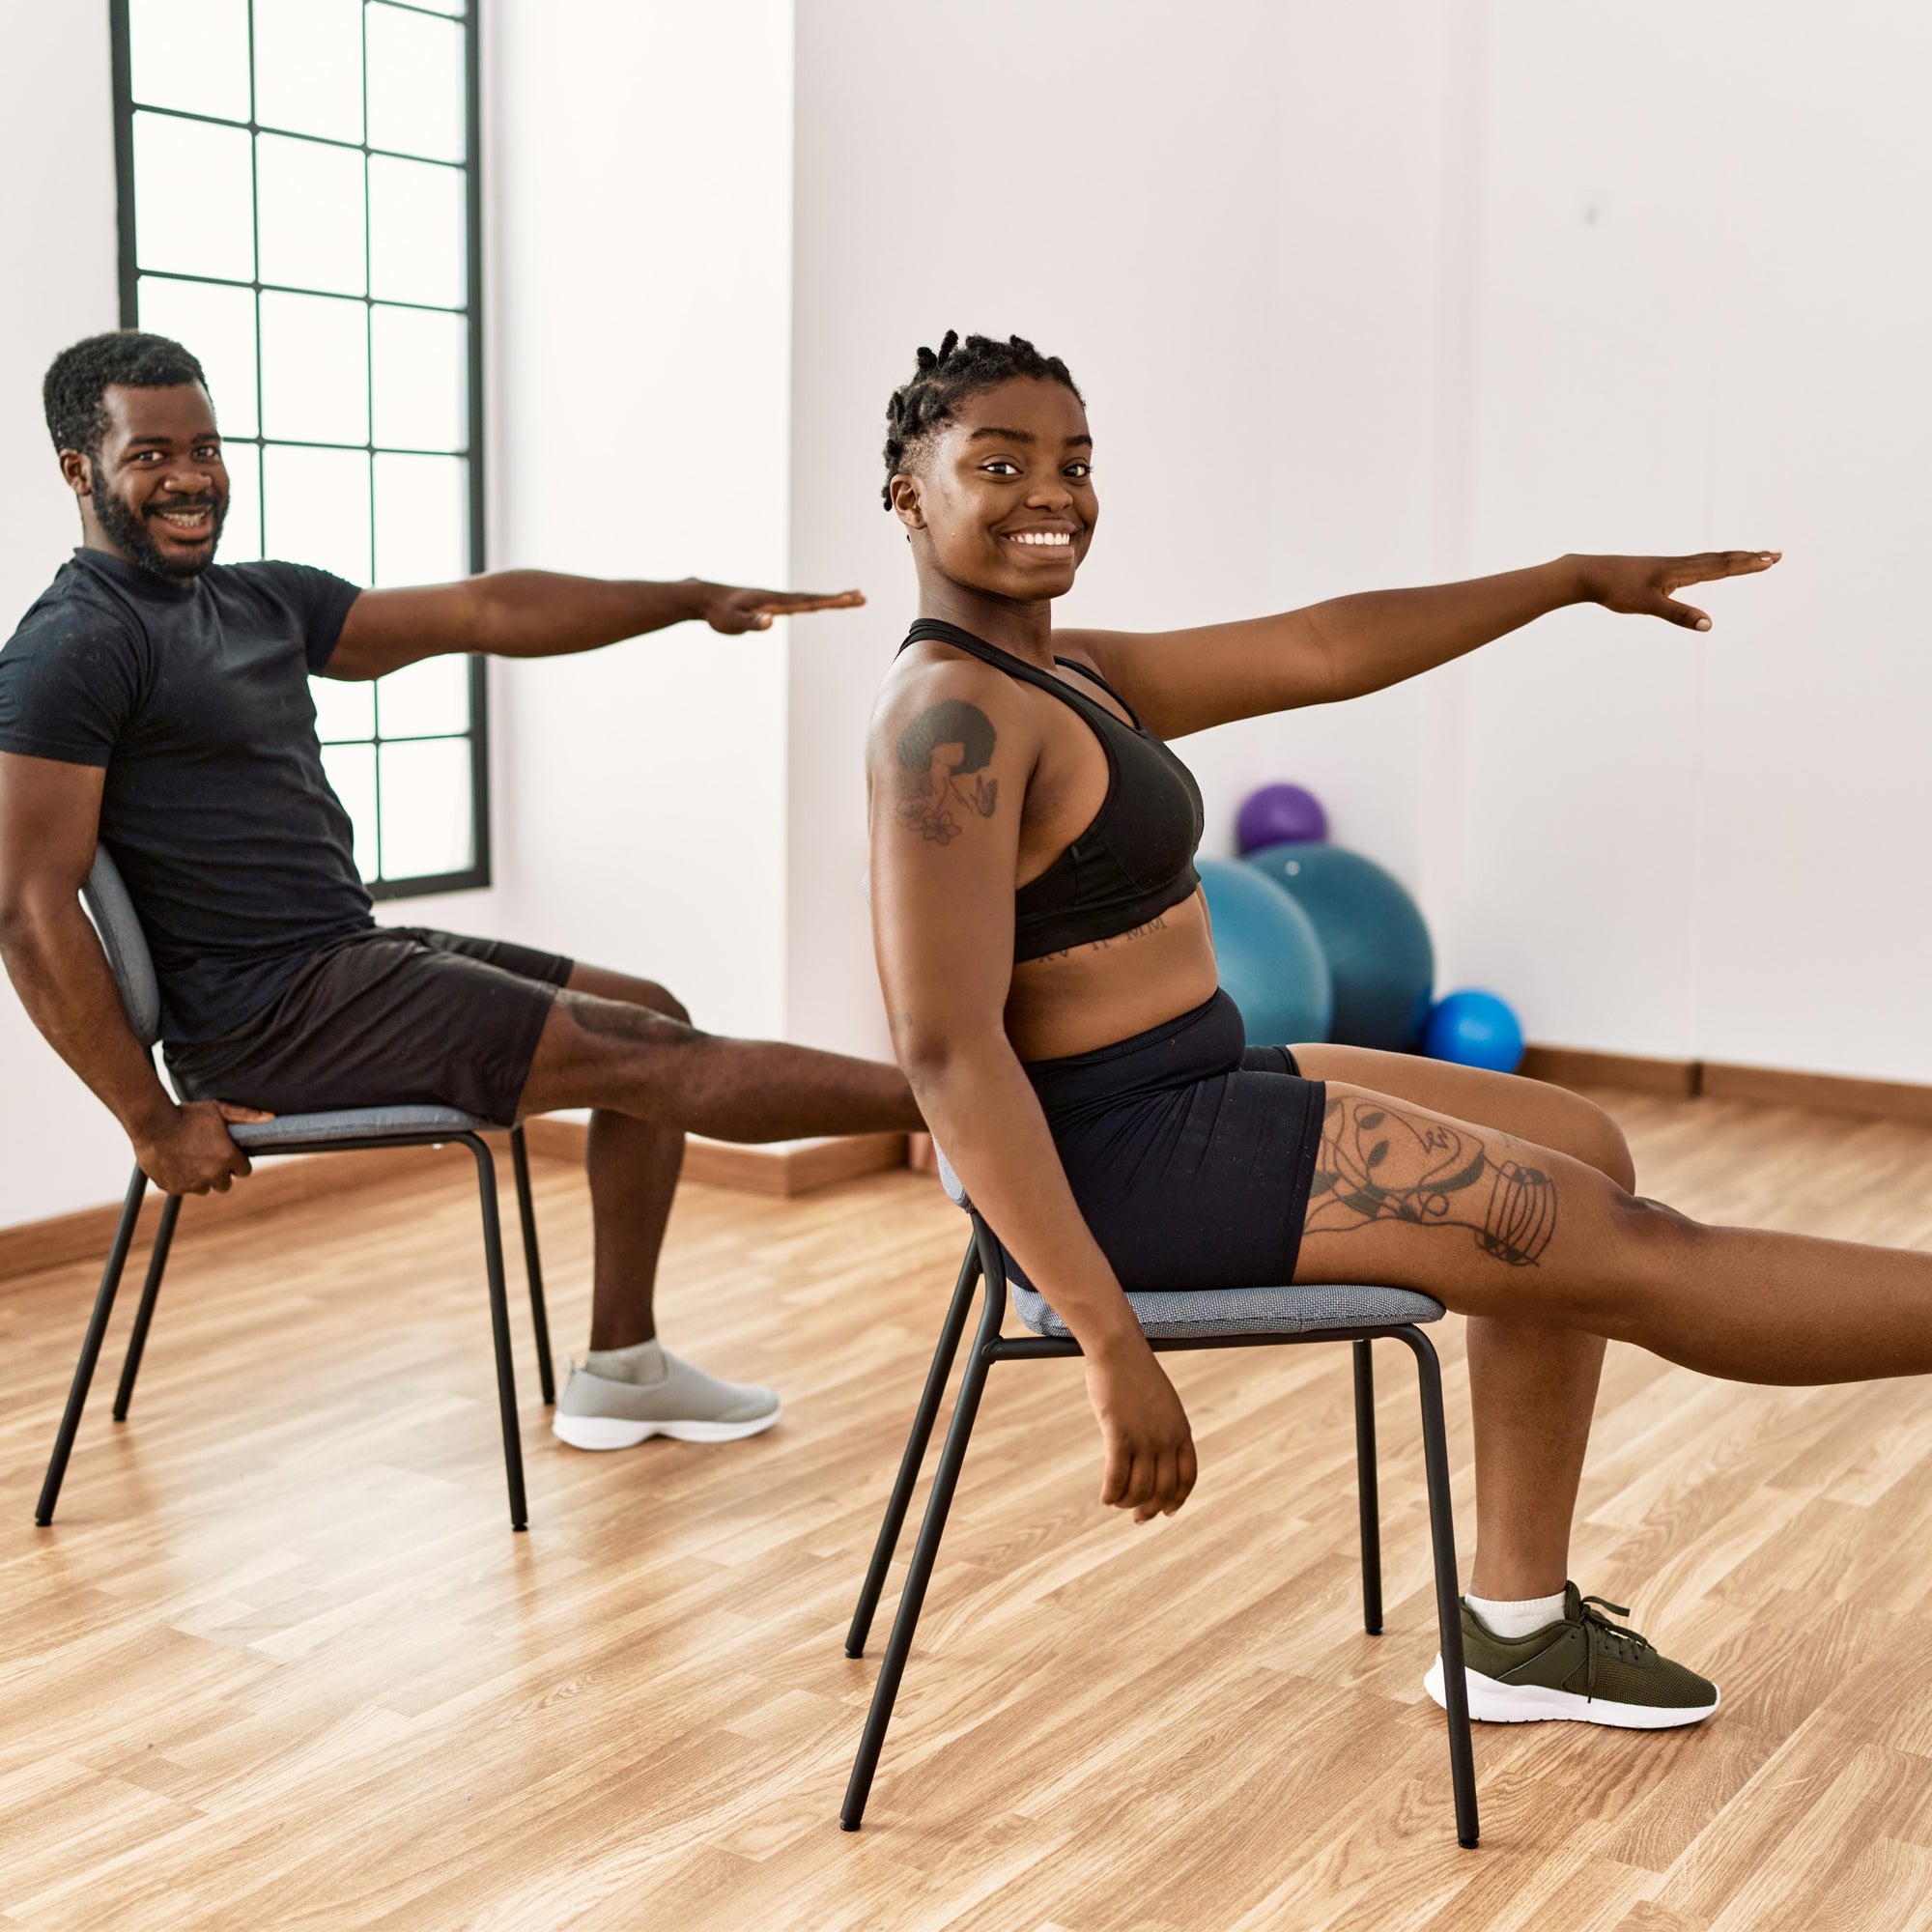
866, 330, 1931, 1732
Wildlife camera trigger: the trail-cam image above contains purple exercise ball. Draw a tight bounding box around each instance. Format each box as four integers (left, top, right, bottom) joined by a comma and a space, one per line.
1236, 782, 1328, 854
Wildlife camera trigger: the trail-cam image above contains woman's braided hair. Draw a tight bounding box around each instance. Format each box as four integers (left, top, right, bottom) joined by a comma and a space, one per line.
881, 330, 1082, 508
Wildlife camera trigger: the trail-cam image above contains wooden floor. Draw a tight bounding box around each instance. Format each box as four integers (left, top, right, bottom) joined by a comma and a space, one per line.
6, 1091, 1932, 1930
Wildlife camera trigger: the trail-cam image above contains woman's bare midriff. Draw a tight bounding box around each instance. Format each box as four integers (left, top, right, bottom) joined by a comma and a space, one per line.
1003, 885, 1221, 1063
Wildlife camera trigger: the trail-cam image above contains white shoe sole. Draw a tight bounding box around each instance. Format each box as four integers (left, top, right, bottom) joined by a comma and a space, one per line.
1424, 1655, 1719, 1729
552, 1404, 781, 1452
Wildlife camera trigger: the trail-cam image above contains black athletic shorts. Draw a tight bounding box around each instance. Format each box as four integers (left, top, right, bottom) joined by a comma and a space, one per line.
165, 926, 575, 1123
1016, 988, 1328, 1292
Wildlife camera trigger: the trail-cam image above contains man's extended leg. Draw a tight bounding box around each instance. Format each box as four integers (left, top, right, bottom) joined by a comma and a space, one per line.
519, 981, 921, 1141
559, 965, 689, 1351
519, 972, 922, 1449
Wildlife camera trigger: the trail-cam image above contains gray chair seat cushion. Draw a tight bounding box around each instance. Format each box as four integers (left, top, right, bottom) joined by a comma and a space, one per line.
229, 1104, 497, 1149
1011, 1279, 1444, 1339
935, 1144, 1443, 1338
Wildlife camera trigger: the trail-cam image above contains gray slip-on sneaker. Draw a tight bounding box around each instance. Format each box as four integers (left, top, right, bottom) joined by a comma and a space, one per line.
552, 1348, 781, 1451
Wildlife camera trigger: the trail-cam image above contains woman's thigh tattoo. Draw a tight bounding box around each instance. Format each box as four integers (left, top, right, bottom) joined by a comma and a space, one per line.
1306, 1095, 1558, 1266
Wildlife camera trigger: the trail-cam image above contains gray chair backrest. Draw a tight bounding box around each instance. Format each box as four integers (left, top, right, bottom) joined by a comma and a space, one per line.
933, 1144, 971, 1211
83, 846, 161, 1048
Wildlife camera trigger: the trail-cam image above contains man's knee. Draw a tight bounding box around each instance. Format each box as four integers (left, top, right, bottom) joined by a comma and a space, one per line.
565, 962, 692, 1027
632, 980, 692, 1027
558, 987, 703, 1051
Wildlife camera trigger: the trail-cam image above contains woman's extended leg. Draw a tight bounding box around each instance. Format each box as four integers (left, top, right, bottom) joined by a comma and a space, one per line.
1293, 1081, 1932, 1383
1293, 1049, 1628, 1600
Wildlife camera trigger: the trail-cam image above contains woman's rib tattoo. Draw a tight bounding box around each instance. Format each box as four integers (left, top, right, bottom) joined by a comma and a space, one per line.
893, 697, 1000, 845
1307, 1096, 1557, 1266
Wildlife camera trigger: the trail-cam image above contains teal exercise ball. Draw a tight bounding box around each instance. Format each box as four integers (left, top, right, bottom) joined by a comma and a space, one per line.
1243, 842, 1435, 1052
1196, 857, 1334, 1047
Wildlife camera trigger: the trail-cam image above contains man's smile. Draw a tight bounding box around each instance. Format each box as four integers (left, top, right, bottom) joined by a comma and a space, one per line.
151, 502, 216, 535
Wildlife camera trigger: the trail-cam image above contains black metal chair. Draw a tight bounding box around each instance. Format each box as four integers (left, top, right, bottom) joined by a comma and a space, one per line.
35, 847, 554, 1532
841, 1148, 1479, 1848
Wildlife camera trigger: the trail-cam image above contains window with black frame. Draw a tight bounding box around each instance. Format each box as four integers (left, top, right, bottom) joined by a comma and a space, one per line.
110, 0, 489, 897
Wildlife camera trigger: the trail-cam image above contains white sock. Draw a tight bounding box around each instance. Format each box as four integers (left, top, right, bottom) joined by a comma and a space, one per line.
583, 1339, 668, 1385
1464, 1589, 1567, 1640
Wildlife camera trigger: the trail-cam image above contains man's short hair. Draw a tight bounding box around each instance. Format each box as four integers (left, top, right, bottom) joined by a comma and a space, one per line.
43, 330, 209, 459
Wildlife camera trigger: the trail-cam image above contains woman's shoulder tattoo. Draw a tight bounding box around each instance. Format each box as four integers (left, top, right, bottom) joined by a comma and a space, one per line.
893, 696, 1000, 845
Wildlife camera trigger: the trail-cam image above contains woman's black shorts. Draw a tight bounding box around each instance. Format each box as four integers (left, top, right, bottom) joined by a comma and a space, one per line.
1019, 988, 1328, 1292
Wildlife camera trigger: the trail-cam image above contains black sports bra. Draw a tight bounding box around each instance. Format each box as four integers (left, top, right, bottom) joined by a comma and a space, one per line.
898, 619, 1205, 962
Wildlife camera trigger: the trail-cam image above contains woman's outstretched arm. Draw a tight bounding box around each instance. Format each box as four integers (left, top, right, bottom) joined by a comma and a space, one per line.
1062, 551, 1780, 740
867, 654, 1197, 1521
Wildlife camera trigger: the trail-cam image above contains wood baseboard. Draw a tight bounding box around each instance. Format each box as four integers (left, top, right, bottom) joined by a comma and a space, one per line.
19, 1040, 1932, 1286
1519, 1044, 1698, 1097
0, 1125, 909, 1287
0, 1140, 467, 1284
1525, 1043, 1932, 1123
1697, 1060, 1932, 1123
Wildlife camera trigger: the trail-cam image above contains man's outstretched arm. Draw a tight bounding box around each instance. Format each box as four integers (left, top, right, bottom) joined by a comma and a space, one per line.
325, 572, 865, 681
0, 752, 268, 1195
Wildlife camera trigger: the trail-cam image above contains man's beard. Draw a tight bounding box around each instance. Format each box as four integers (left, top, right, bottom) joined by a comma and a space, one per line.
93, 477, 227, 581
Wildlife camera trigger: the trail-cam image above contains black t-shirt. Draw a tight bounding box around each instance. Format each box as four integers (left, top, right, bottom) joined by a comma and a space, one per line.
0, 549, 376, 1044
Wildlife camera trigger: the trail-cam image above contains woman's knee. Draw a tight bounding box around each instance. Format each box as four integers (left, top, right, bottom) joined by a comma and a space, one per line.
1566, 1186, 1706, 1339
1548, 1091, 1635, 1192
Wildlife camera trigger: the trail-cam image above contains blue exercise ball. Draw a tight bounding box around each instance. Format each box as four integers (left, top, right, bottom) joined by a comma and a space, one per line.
1242, 842, 1434, 1052
1196, 858, 1333, 1047
1425, 988, 1524, 1073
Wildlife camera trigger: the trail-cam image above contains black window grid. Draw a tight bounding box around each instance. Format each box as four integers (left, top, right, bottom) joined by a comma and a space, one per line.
108, 0, 491, 902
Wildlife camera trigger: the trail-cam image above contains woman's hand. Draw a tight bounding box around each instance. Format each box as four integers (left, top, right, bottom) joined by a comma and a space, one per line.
1084, 1337, 1198, 1522
1574, 550, 1781, 631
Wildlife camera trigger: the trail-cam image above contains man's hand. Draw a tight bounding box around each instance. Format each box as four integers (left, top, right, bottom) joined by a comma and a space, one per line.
700, 583, 866, 635
1085, 1337, 1198, 1523
132, 1099, 274, 1196
1575, 551, 1781, 632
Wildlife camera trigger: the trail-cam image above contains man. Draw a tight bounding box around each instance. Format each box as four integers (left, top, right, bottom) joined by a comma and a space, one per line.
0, 330, 921, 1451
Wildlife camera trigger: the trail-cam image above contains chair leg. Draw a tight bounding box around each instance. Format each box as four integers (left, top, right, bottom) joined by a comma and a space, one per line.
1352, 1337, 1382, 1636
845, 1238, 982, 1658
463, 1136, 527, 1531
1400, 1325, 1479, 1849
112, 1192, 184, 1423
509, 1124, 554, 1406
841, 1261, 1006, 1832
37, 1164, 149, 1526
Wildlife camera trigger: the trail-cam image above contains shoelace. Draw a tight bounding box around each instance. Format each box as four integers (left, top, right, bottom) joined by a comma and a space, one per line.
1578, 1594, 1655, 1695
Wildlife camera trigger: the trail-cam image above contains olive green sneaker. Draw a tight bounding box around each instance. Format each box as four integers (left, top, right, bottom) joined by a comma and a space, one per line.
1423, 1582, 1719, 1729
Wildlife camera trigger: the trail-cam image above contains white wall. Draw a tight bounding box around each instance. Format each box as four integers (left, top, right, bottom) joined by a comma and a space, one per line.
446, 0, 797, 1040
785, 0, 1932, 1088
1447, 1, 1932, 1079
11, 0, 1932, 1236
0, 0, 802, 1234
0, 2, 135, 1226
783, 0, 1459, 1058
